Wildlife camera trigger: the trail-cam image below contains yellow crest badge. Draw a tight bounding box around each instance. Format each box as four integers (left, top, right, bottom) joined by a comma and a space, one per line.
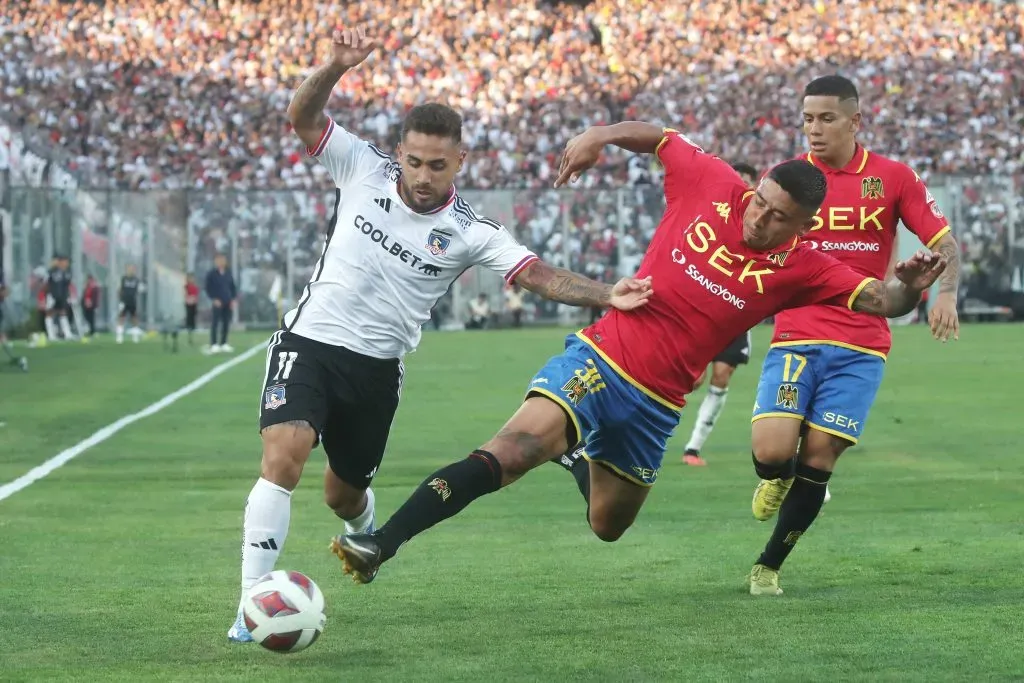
861, 176, 884, 200
561, 359, 606, 406
775, 383, 799, 410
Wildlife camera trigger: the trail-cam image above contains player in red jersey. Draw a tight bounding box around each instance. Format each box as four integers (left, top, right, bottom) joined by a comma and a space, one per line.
747, 75, 961, 596
681, 162, 760, 466
331, 122, 946, 584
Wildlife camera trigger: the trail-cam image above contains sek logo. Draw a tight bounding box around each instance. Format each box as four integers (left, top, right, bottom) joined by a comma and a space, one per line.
821, 411, 860, 433
805, 240, 881, 253
353, 215, 443, 277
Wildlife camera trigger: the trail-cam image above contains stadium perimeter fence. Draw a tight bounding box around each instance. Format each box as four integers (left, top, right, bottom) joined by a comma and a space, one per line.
0, 178, 1021, 333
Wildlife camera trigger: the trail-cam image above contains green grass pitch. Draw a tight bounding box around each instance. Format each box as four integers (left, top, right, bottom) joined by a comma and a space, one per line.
0, 324, 1021, 681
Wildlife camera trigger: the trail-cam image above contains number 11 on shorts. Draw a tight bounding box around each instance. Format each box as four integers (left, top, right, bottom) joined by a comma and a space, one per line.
274, 352, 298, 381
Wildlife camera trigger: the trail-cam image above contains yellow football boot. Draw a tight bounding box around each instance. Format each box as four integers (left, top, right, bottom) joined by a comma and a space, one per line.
752, 477, 793, 521
748, 564, 783, 596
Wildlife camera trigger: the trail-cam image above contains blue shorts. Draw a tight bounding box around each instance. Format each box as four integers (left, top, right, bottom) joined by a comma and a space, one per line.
527, 334, 681, 486
751, 344, 886, 444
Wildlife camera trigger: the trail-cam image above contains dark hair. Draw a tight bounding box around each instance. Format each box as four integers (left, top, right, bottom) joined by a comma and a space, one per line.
731, 162, 758, 179
768, 160, 827, 214
402, 103, 463, 144
804, 75, 859, 104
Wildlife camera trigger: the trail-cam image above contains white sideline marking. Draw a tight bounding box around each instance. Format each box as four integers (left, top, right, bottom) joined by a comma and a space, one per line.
0, 342, 266, 502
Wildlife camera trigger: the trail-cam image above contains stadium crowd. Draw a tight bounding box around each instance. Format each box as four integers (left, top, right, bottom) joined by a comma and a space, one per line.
1, 0, 1021, 325
2, 0, 1020, 191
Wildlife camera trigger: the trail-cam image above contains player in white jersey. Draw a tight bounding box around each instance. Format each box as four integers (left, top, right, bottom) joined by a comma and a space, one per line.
228, 27, 654, 643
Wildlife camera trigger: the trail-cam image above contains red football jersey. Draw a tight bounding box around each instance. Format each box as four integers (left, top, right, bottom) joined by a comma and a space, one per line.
771, 147, 950, 358
580, 131, 876, 409
185, 282, 200, 304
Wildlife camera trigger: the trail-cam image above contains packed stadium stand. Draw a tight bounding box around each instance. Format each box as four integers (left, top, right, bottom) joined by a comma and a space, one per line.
1, 0, 1022, 329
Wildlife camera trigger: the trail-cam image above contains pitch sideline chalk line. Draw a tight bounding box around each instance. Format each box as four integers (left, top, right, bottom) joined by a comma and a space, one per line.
0, 341, 267, 502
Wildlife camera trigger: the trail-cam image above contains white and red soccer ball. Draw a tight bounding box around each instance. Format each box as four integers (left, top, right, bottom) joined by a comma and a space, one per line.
242, 570, 326, 653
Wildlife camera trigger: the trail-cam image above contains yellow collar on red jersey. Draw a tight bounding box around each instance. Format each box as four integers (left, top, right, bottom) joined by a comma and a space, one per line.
806, 145, 870, 174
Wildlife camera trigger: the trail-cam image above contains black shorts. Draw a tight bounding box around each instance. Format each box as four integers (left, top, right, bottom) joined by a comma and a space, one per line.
48, 295, 69, 312
185, 304, 197, 330
259, 330, 403, 489
120, 300, 138, 318
713, 330, 751, 367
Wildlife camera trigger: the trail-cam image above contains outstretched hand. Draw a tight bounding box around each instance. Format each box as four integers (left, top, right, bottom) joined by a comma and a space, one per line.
609, 276, 653, 311
894, 250, 947, 293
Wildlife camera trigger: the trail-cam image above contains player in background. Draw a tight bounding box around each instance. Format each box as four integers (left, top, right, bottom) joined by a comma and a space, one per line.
184, 273, 199, 345
332, 121, 947, 585
0, 281, 28, 371
681, 162, 760, 466
81, 274, 100, 338
746, 75, 961, 596
116, 265, 143, 344
228, 27, 653, 643
44, 255, 75, 341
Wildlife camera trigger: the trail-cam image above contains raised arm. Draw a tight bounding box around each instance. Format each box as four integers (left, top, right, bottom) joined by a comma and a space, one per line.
851, 250, 947, 317
589, 121, 667, 155
554, 122, 673, 187
287, 28, 380, 149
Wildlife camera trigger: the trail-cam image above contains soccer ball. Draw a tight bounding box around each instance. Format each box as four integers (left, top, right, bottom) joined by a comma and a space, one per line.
242, 570, 326, 653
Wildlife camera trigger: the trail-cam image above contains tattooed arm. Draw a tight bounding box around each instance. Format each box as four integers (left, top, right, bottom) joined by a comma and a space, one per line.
514, 261, 613, 308
932, 233, 961, 297
851, 250, 948, 318
286, 62, 349, 148
287, 27, 379, 148
850, 279, 924, 318
927, 233, 961, 340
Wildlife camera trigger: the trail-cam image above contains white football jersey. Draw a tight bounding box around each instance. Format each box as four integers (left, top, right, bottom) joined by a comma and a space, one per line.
283, 118, 538, 358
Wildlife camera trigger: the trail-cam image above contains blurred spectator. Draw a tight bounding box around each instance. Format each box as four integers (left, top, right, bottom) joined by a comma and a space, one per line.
505, 284, 525, 328
81, 273, 100, 337
466, 293, 491, 330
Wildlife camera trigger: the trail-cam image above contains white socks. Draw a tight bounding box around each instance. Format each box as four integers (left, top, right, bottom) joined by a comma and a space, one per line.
58, 316, 75, 339
116, 325, 124, 344
44, 317, 58, 340
685, 385, 729, 452
344, 487, 376, 534
239, 478, 292, 605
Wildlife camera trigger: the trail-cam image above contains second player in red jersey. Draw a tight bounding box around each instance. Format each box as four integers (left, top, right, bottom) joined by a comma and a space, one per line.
747, 76, 962, 598
332, 119, 948, 584
771, 138, 952, 357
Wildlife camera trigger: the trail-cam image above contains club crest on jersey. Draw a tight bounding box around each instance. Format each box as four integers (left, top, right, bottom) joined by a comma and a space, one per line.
768, 251, 790, 267
264, 384, 287, 410
775, 383, 798, 410
426, 229, 452, 256
861, 177, 884, 200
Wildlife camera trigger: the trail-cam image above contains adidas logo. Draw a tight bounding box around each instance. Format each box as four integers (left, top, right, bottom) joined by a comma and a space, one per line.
374, 197, 392, 213
250, 538, 278, 550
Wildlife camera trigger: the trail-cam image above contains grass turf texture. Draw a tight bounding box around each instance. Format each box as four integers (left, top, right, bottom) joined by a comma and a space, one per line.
1, 325, 1021, 682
